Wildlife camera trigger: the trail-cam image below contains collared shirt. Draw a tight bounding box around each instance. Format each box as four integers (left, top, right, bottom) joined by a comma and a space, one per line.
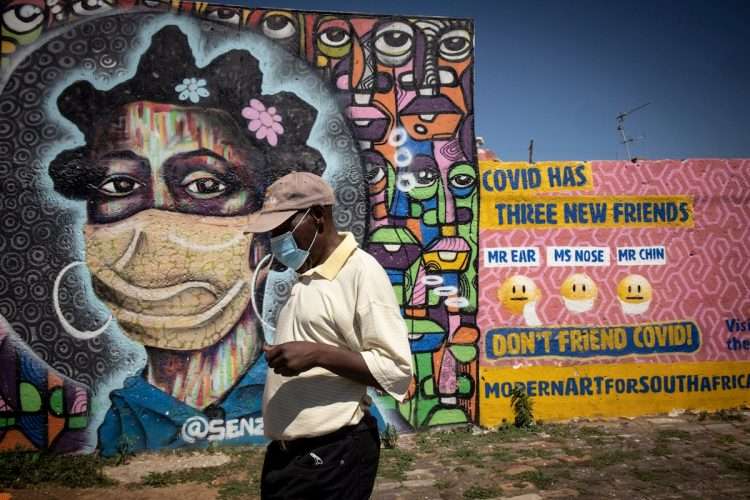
262, 232, 413, 440
98, 355, 267, 457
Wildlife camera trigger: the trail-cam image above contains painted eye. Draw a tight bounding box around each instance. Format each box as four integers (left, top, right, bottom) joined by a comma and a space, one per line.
72, 0, 112, 16
206, 8, 240, 25
185, 177, 227, 198
96, 176, 142, 197
439, 29, 472, 61
262, 13, 296, 40
366, 165, 385, 184
374, 22, 414, 66
415, 169, 438, 187
2, 4, 45, 34
450, 173, 474, 189
320, 27, 350, 47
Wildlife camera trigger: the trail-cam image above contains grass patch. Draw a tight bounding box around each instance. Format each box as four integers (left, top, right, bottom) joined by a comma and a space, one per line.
513, 469, 556, 489
541, 423, 575, 439
577, 426, 608, 437
463, 485, 500, 498
218, 479, 257, 499
141, 465, 226, 487
434, 478, 454, 490
716, 453, 750, 474
656, 429, 691, 440
591, 448, 642, 467
491, 423, 537, 442
378, 448, 415, 481
717, 434, 737, 445
631, 467, 669, 482
489, 448, 517, 461
0, 450, 115, 489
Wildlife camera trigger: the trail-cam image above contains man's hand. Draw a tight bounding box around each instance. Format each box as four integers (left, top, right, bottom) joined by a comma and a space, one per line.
263, 342, 386, 392
263, 342, 321, 377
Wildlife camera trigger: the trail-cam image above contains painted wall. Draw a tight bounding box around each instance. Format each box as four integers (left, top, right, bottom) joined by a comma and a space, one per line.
1, 0, 748, 459
478, 159, 750, 425
0, 1, 477, 455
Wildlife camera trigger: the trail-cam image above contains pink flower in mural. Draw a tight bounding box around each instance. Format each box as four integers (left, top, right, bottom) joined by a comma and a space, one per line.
242, 98, 284, 146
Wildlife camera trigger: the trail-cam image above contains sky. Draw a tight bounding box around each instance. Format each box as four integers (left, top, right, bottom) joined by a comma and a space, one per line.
230, 0, 750, 160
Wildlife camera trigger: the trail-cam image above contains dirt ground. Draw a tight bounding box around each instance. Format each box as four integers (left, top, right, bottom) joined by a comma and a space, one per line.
3, 409, 750, 500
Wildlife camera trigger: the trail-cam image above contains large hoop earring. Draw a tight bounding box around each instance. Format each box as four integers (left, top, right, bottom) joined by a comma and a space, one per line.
53, 261, 112, 340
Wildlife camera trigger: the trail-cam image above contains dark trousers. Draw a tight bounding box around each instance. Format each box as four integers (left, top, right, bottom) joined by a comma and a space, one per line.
261, 413, 381, 500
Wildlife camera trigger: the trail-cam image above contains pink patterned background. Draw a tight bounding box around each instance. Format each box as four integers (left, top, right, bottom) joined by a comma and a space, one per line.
479, 159, 750, 367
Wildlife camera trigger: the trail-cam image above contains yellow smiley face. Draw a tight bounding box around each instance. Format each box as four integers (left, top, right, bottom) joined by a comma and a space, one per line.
560, 273, 598, 301
617, 274, 653, 303
560, 273, 597, 313
497, 275, 541, 315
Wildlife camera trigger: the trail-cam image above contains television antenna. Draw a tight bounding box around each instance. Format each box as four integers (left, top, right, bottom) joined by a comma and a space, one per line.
616, 102, 650, 161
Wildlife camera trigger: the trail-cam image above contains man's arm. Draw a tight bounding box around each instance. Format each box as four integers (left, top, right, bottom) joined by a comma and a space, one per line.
263, 342, 386, 392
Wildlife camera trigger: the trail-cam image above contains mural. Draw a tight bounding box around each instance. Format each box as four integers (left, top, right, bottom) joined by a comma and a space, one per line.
479, 159, 750, 423
2, 0, 750, 460
0, 1, 478, 455
0, 315, 92, 453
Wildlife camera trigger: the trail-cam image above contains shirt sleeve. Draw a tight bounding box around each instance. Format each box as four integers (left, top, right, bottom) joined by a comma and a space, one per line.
355, 258, 414, 402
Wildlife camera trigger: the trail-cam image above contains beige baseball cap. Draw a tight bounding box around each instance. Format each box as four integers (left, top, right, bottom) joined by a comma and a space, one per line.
245, 172, 335, 233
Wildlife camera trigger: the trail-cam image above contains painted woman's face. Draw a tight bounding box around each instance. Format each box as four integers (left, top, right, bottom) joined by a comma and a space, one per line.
86, 101, 261, 222
75, 102, 265, 351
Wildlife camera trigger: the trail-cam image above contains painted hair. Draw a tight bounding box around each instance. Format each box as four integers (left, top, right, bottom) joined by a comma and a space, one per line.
49, 24, 325, 202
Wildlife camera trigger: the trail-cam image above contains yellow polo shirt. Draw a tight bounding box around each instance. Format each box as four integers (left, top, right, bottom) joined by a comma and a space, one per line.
262, 232, 413, 440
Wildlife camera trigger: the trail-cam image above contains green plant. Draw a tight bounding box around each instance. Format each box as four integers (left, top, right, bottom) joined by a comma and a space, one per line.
463, 485, 500, 498
510, 383, 534, 428
514, 469, 556, 489
114, 434, 136, 465
381, 423, 399, 449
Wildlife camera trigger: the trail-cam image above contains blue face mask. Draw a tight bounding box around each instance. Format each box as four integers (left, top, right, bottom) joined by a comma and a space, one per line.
270, 209, 318, 271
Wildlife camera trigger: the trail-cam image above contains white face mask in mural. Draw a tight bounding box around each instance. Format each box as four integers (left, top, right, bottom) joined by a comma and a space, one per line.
81, 209, 255, 350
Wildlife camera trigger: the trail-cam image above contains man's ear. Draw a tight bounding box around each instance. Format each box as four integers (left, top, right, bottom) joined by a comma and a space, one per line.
311, 205, 325, 229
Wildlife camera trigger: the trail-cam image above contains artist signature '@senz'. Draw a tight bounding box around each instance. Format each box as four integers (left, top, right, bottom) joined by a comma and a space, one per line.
180, 416, 263, 443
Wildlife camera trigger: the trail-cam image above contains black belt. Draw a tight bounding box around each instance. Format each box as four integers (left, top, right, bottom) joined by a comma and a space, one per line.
275, 413, 375, 453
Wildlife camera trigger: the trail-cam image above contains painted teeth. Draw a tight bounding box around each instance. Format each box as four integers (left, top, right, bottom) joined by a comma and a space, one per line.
384, 244, 401, 252
438, 251, 457, 261
419, 114, 435, 121
354, 120, 371, 126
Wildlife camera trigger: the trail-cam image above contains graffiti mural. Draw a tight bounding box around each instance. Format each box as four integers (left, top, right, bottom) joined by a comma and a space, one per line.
0, 315, 92, 453
306, 14, 479, 428
1, 1, 478, 455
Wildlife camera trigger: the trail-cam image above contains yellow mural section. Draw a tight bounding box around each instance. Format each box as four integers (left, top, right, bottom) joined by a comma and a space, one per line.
480, 361, 750, 426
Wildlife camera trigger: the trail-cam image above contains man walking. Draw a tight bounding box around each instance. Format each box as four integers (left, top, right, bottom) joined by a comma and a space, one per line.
245, 172, 413, 499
